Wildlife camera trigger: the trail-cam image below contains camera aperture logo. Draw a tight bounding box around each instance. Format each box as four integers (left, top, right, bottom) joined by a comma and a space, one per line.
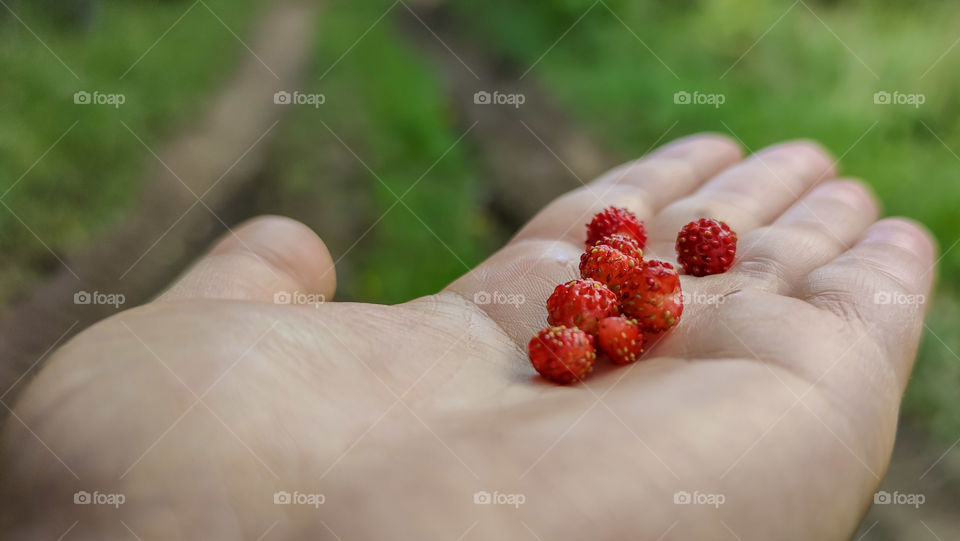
674, 90, 725, 108
874, 490, 924, 508
873, 290, 925, 306
274, 490, 325, 508
473, 90, 526, 109
274, 90, 326, 108
74, 91, 126, 108
473, 290, 525, 308
673, 490, 725, 508
873, 90, 925, 108
274, 290, 326, 307
473, 490, 525, 509
74, 490, 125, 508
74, 290, 125, 308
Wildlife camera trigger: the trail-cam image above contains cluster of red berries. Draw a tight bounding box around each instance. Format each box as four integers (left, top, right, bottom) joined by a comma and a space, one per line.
527, 207, 738, 384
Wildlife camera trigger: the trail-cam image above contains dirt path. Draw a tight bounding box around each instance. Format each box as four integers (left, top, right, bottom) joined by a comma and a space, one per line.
399, 7, 615, 230
0, 0, 320, 403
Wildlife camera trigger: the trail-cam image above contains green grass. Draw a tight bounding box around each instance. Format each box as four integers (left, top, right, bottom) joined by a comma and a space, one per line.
0, 0, 262, 300
262, 0, 493, 303
449, 0, 960, 438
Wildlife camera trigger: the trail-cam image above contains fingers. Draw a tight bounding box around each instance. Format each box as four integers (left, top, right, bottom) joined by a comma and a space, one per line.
645, 141, 836, 259
733, 180, 879, 294
157, 215, 337, 303
448, 134, 741, 346
801, 218, 936, 390
511, 133, 743, 246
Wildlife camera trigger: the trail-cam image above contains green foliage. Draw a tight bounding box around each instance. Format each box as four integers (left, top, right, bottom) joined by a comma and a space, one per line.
264, 0, 490, 303
0, 0, 260, 299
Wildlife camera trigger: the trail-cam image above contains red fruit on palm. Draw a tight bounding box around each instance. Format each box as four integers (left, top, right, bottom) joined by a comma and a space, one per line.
546, 279, 619, 334
585, 207, 647, 249
528, 326, 597, 384
675, 218, 738, 276
594, 233, 642, 260
579, 242, 641, 294
618, 260, 684, 333
596, 317, 645, 364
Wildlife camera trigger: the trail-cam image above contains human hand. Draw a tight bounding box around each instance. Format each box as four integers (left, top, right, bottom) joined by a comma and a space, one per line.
1, 134, 936, 540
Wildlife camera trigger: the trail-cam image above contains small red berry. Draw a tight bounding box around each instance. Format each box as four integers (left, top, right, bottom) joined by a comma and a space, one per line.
618, 260, 684, 333
597, 317, 644, 364
528, 326, 597, 384
546, 279, 619, 334
586, 207, 647, 249
594, 233, 643, 260
580, 244, 640, 294
675, 218, 738, 276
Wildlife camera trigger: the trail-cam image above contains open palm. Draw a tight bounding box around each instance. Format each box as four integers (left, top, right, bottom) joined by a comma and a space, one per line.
2, 134, 935, 541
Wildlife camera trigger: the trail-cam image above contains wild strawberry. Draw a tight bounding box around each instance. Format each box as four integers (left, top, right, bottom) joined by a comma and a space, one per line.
528, 326, 597, 384
618, 260, 683, 333
597, 317, 644, 364
579, 243, 640, 294
675, 218, 738, 276
586, 207, 647, 249
594, 233, 642, 260
546, 279, 619, 334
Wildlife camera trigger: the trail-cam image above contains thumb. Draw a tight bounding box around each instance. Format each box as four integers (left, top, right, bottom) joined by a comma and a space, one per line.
156, 215, 336, 303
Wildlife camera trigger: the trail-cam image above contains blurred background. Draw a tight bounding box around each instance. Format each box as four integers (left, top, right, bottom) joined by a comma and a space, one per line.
1, 0, 958, 536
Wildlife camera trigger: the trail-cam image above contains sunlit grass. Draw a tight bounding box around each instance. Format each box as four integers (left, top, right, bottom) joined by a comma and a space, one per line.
0, 0, 262, 299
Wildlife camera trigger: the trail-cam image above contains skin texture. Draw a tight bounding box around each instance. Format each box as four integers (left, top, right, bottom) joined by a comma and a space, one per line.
0, 134, 936, 540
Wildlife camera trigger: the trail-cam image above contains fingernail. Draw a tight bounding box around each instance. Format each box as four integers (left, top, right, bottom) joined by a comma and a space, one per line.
864, 219, 936, 262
